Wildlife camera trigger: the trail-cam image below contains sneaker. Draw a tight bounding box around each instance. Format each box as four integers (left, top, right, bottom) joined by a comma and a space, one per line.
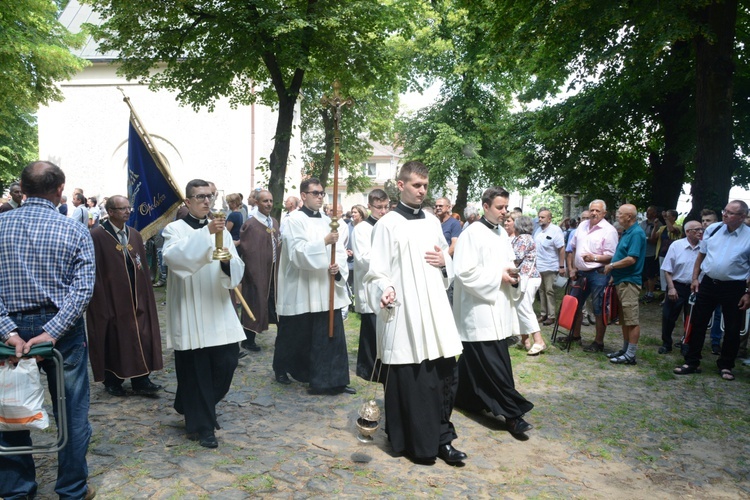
606, 349, 626, 359
582, 342, 604, 353
711, 345, 721, 355
610, 354, 637, 365
581, 316, 591, 326
152, 280, 165, 288
640, 294, 654, 304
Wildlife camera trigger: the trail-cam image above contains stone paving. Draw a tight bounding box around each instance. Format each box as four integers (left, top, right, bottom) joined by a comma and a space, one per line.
24, 289, 750, 498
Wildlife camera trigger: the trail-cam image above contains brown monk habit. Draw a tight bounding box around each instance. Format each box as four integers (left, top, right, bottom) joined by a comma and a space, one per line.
238, 215, 280, 334
86, 220, 163, 382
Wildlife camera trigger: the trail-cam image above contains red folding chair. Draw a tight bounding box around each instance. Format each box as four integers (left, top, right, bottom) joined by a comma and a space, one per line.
551, 278, 585, 352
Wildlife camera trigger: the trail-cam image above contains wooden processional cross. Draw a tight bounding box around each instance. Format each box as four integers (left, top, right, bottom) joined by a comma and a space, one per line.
321, 81, 353, 337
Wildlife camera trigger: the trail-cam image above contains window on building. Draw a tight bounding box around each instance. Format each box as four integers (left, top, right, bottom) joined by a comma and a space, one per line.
364, 162, 377, 177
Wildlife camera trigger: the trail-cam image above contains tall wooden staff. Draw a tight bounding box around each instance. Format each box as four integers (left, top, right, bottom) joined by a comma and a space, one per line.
321, 81, 353, 337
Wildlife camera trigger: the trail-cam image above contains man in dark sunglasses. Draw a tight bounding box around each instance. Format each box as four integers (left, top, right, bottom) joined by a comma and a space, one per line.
274, 177, 354, 395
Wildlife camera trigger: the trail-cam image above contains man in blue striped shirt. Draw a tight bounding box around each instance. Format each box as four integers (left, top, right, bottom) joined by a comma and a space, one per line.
0, 161, 96, 500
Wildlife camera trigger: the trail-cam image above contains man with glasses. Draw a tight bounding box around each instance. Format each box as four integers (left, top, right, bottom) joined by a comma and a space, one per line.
351, 188, 390, 381
675, 200, 750, 380
657, 220, 703, 354
86, 195, 163, 397
275, 178, 354, 395
163, 179, 246, 448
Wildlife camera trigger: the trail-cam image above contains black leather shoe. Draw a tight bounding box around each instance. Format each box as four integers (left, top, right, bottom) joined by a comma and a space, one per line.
132, 380, 162, 395
342, 386, 357, 394
275, 372, 292, 385
506, 417, 533, 435
437, 443, 467, 464
658, 346, 672, 354
238, 350, 248, 359
199, 433, 218, 448
104, 385, 127, 397
241, 340, 261, 352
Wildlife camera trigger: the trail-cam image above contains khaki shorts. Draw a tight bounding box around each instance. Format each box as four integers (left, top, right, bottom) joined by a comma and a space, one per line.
616, 282, 641, 326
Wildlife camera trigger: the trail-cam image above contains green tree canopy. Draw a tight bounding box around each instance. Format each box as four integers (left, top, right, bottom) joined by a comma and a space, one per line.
460, 0, 745, 217
0, 0, 86, 188
85, 0, 421, 218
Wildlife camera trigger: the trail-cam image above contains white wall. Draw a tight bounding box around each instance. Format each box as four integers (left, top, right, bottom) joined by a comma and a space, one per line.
37, 63, 302, 205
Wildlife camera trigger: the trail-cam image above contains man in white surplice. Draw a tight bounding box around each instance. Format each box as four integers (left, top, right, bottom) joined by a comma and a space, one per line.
363, 161, 466, 465
352, 188, 390, 381
274, 177, 354, 395
163, 179, 245, 449
452, 186, 534, 435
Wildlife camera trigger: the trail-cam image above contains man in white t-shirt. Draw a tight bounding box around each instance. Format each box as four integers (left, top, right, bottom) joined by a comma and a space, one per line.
533, 208, 566, 325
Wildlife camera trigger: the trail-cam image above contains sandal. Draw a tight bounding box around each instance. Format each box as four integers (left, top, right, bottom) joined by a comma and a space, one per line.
527, 344, 546, 356
674, 364, 701, 375
720, 369, 735, 381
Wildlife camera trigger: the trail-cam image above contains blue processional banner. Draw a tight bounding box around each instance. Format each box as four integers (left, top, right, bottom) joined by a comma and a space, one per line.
126, 119, 183, 241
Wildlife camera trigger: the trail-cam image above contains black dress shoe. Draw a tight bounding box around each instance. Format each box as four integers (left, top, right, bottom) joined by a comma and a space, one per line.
506, 417, 533, 435
658, 346, 672, 354
275, 372, 292, 385
437, 443, 467, 464
238, 350, 248, 359
241, 340, 261, 352
104, 385, 127, 397
342, 386, 357, 394
131, 380, 162, 395
199, 433, 218, 448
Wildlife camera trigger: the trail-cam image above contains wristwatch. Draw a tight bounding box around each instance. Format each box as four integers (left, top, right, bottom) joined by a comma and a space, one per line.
1, 331, 18, 342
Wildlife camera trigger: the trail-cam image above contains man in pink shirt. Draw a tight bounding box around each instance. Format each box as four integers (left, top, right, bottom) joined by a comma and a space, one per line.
566, 200, 619, 352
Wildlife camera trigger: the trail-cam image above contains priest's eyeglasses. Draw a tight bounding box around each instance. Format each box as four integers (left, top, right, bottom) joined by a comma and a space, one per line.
189, 194, 215, 202
305, 190, 325, 197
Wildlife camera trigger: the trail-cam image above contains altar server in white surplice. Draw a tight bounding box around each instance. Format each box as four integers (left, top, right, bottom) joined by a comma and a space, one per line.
274, 177, 354, 395
453, 186, 534, 436
363, 161, 466, 466
163, 179, 245, 449
352, 188, 390, 382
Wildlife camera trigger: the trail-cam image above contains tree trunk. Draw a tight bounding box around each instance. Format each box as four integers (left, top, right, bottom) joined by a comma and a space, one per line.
268, 93, 298, 220
689, 0, 738, 219
453, 167, 470, 219
650, 41, 694, 211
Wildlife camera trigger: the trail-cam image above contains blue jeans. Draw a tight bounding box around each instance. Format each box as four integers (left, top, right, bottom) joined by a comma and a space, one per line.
575, 269, 609, 316
0, 313, 91, 500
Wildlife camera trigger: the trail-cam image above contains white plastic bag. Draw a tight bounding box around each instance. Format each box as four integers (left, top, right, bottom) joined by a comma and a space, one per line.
0, 358, 49, 431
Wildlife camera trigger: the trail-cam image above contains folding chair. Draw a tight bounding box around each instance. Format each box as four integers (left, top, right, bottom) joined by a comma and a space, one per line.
551, 278, 586, 352
0, 342, 67, 456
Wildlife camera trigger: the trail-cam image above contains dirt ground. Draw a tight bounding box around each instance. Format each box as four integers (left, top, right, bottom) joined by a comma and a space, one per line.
23, 289, 750, 498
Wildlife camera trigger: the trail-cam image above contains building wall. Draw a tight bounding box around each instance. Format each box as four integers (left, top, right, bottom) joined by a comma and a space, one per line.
37, 62, 302, 205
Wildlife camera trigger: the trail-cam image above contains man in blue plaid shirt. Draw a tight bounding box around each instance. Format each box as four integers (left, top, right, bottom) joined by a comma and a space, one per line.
0, 161, 96, 500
